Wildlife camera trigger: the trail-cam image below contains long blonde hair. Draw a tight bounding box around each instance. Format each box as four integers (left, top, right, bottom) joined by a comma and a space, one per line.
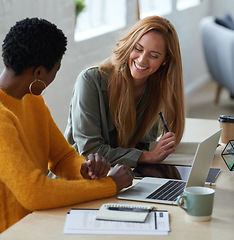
100, 16, 185, 148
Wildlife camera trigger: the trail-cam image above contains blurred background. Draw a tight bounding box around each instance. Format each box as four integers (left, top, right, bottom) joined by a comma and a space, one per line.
0, 0, 234, 131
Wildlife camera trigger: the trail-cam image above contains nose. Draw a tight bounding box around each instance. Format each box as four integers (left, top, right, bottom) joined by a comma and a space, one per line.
138, 52, 147, 65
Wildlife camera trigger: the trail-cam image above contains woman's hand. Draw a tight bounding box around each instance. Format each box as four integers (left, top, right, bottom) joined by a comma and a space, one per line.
80, 155, 134, 192
108, 164, 134, 192
80, 153, 111, 179
138, 132, 176, 164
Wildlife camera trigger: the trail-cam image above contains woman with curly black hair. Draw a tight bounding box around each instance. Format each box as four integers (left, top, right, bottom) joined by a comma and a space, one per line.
0, 17, 133, 233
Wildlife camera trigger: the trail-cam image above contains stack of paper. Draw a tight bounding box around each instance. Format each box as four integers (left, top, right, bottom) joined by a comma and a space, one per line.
64, 208, 170, 236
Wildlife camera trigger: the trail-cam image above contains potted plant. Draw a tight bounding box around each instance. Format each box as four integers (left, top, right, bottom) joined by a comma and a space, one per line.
75, 0, 85, 17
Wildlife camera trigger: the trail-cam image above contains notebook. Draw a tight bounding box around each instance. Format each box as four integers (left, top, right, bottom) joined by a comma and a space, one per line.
118, 129, 222, 205
96, 203, 156, 222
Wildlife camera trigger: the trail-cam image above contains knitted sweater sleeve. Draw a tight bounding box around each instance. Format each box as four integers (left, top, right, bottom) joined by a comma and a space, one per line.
0, 106, 116, 211
46, 105, 85, 180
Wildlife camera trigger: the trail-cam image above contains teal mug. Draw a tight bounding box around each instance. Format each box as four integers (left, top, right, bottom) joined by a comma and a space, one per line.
177, 186, 215, 221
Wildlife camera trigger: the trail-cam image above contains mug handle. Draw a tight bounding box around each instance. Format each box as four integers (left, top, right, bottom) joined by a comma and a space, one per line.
177, 194, 187, 211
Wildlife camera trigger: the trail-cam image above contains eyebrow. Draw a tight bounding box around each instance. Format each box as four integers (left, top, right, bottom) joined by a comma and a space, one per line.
136, 42, 162, 55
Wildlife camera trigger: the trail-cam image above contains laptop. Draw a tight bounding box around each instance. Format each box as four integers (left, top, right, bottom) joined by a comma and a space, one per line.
118, 129, 222, 205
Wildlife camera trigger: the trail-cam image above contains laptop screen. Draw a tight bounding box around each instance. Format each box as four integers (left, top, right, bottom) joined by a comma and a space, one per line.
133, 164, 220, 183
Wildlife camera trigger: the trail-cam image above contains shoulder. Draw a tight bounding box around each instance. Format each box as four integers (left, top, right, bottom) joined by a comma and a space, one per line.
24, 95, 51, 118
0, 102, 12, 120
0, 104, 19, 141
25, 95, 47, 109
25, 94, 46, 104
79, 66, 102, 81
0, 102, 21, 130
76, 66, 107, 92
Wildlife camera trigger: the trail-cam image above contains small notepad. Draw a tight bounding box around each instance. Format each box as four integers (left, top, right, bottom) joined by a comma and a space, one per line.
96, 203, 156, 223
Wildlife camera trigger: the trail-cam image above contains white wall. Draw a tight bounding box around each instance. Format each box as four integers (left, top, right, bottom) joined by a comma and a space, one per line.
0, 0, 233, 131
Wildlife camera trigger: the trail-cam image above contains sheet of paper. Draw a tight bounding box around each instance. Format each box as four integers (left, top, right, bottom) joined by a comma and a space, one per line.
150, 141, 199, 165
64, 209, 170, 235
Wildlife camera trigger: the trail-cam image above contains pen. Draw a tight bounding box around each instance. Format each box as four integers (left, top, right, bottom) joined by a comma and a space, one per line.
107, 207, 151, 212
159, 112, 170, 132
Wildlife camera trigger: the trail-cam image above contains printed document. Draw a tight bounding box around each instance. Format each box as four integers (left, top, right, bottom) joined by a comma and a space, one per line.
64, 209, 170, 235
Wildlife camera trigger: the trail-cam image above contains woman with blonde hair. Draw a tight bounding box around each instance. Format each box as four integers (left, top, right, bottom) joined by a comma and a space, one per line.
65, 15, 185, 167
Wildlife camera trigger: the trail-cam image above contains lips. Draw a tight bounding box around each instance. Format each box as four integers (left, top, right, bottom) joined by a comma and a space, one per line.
134, 61, 148, 71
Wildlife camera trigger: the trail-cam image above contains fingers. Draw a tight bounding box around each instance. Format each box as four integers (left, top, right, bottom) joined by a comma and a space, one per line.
95, 156, 110, 178
86, 153, 110, 179
159, 132, 176, 151
161, 131, 175, 142
80, 161, 90, 179
81, 156, 134, 193
142, 132, 176, 164
108, 164, 134, 192
86, 153, 95, 178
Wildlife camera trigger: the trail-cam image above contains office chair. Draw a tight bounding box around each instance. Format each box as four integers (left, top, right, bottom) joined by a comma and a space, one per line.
200, 15, 234, 104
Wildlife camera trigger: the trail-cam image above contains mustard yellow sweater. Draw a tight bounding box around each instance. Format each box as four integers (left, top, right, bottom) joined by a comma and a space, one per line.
0, 90, 116, 233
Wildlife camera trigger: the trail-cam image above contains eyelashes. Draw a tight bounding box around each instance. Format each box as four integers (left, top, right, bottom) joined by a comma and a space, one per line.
134, 46, 159, 59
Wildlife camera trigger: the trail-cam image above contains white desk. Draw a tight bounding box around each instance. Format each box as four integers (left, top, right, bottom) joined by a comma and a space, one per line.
1, 118, 234, 240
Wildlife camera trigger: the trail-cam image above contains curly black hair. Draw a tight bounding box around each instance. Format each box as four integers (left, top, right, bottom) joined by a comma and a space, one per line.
2, 17, 67, 75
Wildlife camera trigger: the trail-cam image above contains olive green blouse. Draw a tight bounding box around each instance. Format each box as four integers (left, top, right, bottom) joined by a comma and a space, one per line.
64, 67, 160, 167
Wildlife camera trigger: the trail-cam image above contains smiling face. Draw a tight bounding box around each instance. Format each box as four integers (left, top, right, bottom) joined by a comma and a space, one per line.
129, 31, 167, 84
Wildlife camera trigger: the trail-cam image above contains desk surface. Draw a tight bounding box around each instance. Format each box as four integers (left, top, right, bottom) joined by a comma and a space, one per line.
1, 118, 234, 240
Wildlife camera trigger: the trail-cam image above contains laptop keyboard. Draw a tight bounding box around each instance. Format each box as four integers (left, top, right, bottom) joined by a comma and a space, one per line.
146, 180, 186, 202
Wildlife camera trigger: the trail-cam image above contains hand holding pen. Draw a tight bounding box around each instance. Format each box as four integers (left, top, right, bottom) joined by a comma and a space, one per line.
151, 112, 175, 160
138, 112, 176, 164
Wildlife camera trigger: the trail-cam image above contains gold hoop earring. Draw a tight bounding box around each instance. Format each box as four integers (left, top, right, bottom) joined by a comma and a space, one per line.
29, 79, 46, 95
